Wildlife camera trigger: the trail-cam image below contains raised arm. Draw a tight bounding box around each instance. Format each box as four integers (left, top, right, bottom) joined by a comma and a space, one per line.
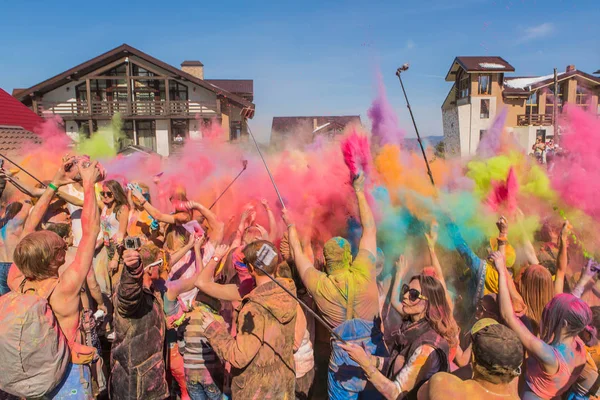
166, 237, 206, 301
516, 209, 540, 265
445, 220, 482, 275
131, 187, 189, 225
572, 259, 597, 299
391, 255, 409, 317
282, 208, 317, 284
555, 221, 570, 295
169, 235, 196, 266
116, 249, 145, 317
86, 269, 107, 315
425, 221, 453, 312
261, 199, 278, 243
21, 165, 75, 238
188, 201, 225, 246
496, 217, 527, 315
55, 162, 102, 299
490, 251, 558, 373
194, 244, 242, 302
354, 173, 377, 256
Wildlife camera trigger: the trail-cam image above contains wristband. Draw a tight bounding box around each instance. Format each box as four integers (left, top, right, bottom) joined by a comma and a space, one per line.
287, 223, 295, 229
48, 183, 59, 192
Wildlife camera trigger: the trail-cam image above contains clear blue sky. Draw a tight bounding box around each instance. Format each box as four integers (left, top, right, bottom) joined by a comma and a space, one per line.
0, 0, 597, 142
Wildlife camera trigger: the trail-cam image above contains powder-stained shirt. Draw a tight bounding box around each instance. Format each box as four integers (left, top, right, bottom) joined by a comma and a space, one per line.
303, 249, 379, 328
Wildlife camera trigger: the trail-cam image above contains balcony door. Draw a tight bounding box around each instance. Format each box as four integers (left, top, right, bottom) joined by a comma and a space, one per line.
136, 120, 156, 151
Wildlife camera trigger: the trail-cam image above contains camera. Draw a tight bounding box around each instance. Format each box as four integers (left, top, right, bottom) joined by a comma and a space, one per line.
124, 236, 142, 250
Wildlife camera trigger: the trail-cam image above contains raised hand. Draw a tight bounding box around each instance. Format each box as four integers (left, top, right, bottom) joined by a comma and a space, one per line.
489, 251, 505, 271
352, 172, 365, 192
425, 220, 439, 246
123, 249, 141, 268
281, 207, 293, 227
395, 255, 407, 276
213, 244, 230, 260
496, 215, 508, 236
79, 160, 102, 187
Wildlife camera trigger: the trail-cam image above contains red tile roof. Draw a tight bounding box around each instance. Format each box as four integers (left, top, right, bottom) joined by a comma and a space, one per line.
0, 125, 42, 158
0, 88, 44, 132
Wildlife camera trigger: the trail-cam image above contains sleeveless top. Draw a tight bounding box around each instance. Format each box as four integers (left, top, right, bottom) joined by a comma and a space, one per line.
526, 339, 586, 398
101, 207, 120, 244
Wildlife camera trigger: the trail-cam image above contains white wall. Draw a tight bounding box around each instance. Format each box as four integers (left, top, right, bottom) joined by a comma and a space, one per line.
469, 96, 497, 153
156, 120, 170, 157
185, 82, 219, 117
457, 103, 472, 157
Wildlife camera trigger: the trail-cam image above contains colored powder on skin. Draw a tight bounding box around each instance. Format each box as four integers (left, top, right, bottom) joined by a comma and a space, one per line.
341, 127, 372, 178
367, 71, 406, 148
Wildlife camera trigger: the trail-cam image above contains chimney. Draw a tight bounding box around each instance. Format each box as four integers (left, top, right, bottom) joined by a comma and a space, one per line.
566, 65, 576, 73
181, 61, 204, 80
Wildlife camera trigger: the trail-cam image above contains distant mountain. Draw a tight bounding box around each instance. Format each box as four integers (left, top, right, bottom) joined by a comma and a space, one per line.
402, 136, 443, 151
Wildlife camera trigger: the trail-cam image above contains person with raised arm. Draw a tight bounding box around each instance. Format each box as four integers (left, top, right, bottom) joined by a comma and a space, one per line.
7, 160, 102, 398
490, 250, 596, 399
193, 240, 297, 399
340, 255, 459, 400
283, 172, 387, 400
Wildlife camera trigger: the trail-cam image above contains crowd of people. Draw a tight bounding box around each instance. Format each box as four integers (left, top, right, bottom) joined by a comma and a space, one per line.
0, 152, 599, 400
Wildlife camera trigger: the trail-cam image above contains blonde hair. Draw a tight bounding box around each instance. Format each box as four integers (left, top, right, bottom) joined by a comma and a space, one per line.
519, 264, 554, 335
14, 231, 64, 280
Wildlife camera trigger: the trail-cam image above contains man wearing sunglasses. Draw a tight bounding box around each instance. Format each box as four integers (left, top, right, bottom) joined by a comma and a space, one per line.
282, 173, 386, 400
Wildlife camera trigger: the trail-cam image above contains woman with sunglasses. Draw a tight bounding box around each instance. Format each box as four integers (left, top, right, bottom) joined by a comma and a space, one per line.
98, 180, 129, 293
340, 255, 459, 400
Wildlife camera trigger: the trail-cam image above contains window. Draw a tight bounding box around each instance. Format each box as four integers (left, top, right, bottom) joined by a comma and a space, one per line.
132, 64, 156, 77
169, 81, 188, 101
104, 63, 127, 76
576, 86, 589, 110
526, 92, 538, 116
480, 130, 487, 139
480, 99, 490, 119
119, 120, 134, 150
136, 120, 156, 151
171, 119, 188, 152
230, 121, 242, 140
478, 74, 492, 95
458, 72, 470, 99
76, 120, 97, 138
536, 129, 546, 142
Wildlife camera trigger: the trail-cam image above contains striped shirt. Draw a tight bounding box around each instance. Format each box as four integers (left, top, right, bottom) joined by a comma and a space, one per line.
183, 303, 224, 379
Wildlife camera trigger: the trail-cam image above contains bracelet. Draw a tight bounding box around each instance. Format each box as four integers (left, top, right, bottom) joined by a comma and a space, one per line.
287, 223, 295, 229
48, 183, 59, 192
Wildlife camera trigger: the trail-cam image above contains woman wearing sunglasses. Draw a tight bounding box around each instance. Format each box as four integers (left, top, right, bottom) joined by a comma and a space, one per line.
340, 255, 459, 400
99, 180, 129, 293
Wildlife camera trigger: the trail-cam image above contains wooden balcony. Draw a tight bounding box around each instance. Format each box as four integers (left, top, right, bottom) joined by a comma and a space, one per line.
37, 100, 219, 119
517, 114, 554, 126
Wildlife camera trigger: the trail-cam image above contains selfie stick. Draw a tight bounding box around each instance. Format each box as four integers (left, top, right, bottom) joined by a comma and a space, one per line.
252, 263, 347, 344
246, 124, 285, 208
208, 160, 249, 210
0, 153, 46, 187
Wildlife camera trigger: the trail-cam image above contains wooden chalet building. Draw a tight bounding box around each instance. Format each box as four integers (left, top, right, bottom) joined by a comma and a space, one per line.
14, 44, 255, 157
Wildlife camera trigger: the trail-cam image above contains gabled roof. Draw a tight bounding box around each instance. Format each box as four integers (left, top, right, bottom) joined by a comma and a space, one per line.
0, 125, 42, 158
0, 88, 45, 132
445, 56, 515, 81
205, 79, 253, 95
271, 115, 361, 134
503, 70, 600, 96
15, 44, 254, 115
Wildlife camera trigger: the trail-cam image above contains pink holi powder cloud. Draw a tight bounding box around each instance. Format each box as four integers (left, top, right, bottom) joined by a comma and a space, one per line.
341, 128, 372, 178
367, 72, 406, 147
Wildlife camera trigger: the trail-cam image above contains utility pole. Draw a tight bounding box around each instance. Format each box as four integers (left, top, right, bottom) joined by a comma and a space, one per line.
553, 68, 558, 143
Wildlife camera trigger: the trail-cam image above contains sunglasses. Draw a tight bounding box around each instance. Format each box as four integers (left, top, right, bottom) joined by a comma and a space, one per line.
100, 191, 114, 198
402, 284, 428, 302
144, 258, 164, 272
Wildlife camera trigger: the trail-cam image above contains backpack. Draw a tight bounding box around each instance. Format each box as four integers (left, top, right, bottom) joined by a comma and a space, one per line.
0, 278, 71, 398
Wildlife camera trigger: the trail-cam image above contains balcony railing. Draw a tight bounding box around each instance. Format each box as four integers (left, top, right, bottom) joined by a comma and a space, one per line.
517, 114, 554, 126
37, 100, 218, 118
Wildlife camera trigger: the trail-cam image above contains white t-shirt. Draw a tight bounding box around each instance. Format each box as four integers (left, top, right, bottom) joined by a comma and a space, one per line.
63, 184, 84, 247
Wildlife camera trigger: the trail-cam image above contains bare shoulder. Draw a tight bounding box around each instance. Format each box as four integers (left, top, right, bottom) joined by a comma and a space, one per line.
427, 372, 466, 397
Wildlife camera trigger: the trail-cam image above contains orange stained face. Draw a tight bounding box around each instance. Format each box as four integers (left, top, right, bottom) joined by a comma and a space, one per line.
401, 279, 428, 317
